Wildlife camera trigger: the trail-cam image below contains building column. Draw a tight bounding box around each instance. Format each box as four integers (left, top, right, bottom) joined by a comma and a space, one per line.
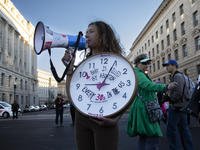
20, 36, 24, 73
15, 31, 20, 71
9, 25, 14, 68
2, 19, 8, 66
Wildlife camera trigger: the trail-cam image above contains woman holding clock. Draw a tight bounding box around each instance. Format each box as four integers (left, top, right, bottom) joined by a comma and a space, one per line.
62, 21, 125, 150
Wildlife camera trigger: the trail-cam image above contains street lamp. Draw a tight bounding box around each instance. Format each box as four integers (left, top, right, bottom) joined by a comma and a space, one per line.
14, 82, 17, 102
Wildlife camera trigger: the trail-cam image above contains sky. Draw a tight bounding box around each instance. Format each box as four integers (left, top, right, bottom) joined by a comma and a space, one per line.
11, 0, 163, 78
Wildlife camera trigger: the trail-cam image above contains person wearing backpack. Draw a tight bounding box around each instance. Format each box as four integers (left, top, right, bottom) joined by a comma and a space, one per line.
162, 60, 194, 150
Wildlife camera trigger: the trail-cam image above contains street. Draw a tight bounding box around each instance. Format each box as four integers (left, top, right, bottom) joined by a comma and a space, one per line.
0, 108, 199, 150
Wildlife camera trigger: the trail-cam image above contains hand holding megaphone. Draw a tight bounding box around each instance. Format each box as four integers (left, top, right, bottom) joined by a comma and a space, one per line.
62, 48, 75, 68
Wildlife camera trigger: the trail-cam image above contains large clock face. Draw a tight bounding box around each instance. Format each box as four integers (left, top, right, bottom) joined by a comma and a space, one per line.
69, 52, 138, 118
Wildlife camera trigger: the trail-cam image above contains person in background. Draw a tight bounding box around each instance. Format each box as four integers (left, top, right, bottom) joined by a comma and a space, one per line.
62, 21, 124, 150
162, 60, 194, 150
126, 53, 178, 150
155, 80, 168, 124
70, 101, 76, 126
54, 93, 65, 127
12, 100, 19, 119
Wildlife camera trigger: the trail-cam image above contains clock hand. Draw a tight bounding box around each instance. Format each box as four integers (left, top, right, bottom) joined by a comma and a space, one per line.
85, 83, 110, 86
99, 60, 117, 90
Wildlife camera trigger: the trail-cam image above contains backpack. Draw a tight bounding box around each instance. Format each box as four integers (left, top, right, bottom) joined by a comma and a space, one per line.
182, 74, 195, 101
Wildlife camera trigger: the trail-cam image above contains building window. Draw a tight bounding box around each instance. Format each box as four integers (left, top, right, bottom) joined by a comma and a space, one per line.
145, 43, 147, 50
195, 36, 200, 51
9, 76, 12, 88
192, 0, 196, 4
193, 11, 199, 27
163, 77, 166, 84
162, 57, 165, 64
167, 35, 170, 46
161, 40, 164, 50
156, 31, 158, 39
149, 51, 151, 59
168, 53, 171, 60
184, 69, 188, 76
157, 60, 160, 70
172, 12, 176, 23
148, 40, 150, 46
153, 63, 155, 72
142, 47, 144, 52
152, 48, 155, 57
152, 36, 154, 43
197, 65, 200, 75
174, 49, 178, 61
180, 4, 184, 16
20, 79, 23, 90
156, 44, 159, 54
160, 26, 163, 34
1, 73, 5, 86
166, 20, 169, 29
25, 81, 27, 90
173, 29, 177, 41
182, 44, 187, 57
181, 22, 185, 36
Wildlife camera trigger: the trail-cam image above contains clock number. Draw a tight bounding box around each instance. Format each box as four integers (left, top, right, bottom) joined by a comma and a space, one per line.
78, 95, 83, 101
101, 58, 108, 64
76, 83, 80, 89
126, 80, 131, 86
112, 102, 117, 109
122, 93, 127, 99
99, 107, 104, 113
87, 104, 91, 110
89, 63, 95, 69
79, 71, 90, 79
123, 68, 127, 74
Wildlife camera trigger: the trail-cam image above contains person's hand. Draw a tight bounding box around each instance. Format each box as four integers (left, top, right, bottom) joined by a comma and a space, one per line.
168, 82, 178, 90
89, 115, 121, 127
62, 48, 75, 68
61, 48, 76, 75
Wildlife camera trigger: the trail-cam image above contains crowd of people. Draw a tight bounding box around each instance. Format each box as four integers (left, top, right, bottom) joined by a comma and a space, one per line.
57, 20, 200, 150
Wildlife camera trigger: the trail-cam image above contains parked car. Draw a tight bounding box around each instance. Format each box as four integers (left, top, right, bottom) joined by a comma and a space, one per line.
63, 103, 70, 108
18, 108, 22, 115
40, 105, 47, 110
0, 101, 13, 118
50, 104, 55, 109
34, 106, 40, 111
24, 106, 35, 112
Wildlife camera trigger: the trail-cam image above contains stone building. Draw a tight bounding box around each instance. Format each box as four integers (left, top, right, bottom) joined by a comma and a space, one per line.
128, 0, 200, 84
57, 80, 67, 100
37, 69, 57, 106
0, 0, 38, 109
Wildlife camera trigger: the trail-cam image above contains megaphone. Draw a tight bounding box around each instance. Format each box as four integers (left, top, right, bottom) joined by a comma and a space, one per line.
34, 21, 88, 55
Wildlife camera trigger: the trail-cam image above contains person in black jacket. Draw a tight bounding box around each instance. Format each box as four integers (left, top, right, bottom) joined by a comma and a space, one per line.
54, 93, 65, 127
12, 100, 19, 119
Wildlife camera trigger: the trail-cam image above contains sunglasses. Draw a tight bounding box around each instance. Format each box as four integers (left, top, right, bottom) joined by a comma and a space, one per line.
141, 61, 151, 65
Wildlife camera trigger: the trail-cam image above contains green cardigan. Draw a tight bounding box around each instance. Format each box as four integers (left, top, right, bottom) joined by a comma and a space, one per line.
126, 67, 166, 137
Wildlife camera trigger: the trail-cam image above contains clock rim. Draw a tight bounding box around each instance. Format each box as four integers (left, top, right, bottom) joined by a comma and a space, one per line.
67, 52, 138, 118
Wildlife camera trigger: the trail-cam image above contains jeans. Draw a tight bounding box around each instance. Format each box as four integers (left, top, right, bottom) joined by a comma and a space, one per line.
166, 106, 194, 150
55, 109, 63, 125
137, 135, 160, 150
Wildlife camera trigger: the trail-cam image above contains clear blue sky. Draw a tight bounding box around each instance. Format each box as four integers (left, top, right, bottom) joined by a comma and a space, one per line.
11, 0, 163, 77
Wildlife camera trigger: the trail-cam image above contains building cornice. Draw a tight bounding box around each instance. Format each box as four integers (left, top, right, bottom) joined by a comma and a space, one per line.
130, 0, 172, 51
